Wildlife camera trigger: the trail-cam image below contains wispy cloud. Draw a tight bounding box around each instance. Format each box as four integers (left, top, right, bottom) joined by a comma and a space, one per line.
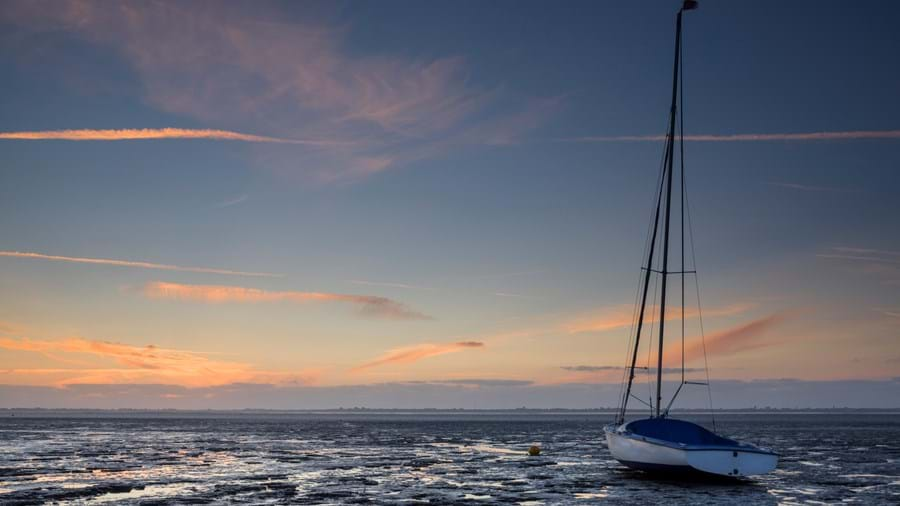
552, 364, 707, 385
669, 312, 790, 364
444, 269, 544, 282
766, 182, 858, 193
0, 336, 318, 387
817, 254, 900, 264
352, 341, 484, 371
561, 305, 638, 334
142, 281, 431, 320
493, 292, 536, 299
560, 365, 622, 372
823, 248, 900, 286
0, 321, 24, 336
563, 130, 900, 143
347, 279, 430, 290
437, 378, 531, 387
817, 246, 900, 265
560, 365, 704, 374
401, 378, 533, 387
831, 246, 900, 258
3, 2, 554, 183
0, 250, 279, 277
348, 274, 540, 295
213, 194, 249, 209
445, 302, 757, 355
0, 128, 340, 145
874, 308, 900, 319
563, 302, 752, 335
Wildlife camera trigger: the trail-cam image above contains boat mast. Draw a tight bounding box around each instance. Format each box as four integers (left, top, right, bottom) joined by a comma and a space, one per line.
618, 0, 695, 424
655, 3, 688, 418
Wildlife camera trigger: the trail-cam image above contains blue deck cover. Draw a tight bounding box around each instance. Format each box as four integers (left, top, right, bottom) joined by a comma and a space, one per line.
625, 418, 740, 447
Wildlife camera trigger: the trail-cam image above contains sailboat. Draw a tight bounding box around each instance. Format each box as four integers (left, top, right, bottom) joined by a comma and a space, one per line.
603, 0, 778, 478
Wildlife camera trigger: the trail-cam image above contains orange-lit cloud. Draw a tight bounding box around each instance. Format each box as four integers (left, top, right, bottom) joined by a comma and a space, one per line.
143, 281, 431, 320
0, 336, 318, 387
441, 302, 756, 355
563, 302, 752, 334
565, 130, 900, 143
560, 305, 636, 334
0, 250, 279, 277
664, 312, 790, 365
546, 314, 788, 385
0, 128, 340, 145
561, 365, 703, 374
353, 341, 484, 371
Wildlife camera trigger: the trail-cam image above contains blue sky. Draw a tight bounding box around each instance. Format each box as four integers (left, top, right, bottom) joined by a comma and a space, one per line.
0, 0, 898, 408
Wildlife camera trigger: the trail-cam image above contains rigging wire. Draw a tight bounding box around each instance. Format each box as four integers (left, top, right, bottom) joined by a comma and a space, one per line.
684, 163, 716, 432
645, 270, 661, 414
617, 223, 657, 412
678, 18, 714, 422
616, 267, 644, 411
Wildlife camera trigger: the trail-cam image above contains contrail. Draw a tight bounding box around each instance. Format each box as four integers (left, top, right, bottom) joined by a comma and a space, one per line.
563, 130, 900, 143
0, 251, 280, 277
0, 128, 346, 145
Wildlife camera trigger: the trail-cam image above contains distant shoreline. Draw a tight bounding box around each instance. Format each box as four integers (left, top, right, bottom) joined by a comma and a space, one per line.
2, 407, 898, 418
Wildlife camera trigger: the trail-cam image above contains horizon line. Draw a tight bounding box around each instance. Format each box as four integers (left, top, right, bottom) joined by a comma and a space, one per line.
3, 407, 898, 413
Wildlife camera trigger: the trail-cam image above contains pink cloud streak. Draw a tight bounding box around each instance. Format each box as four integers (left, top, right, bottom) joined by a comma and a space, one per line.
143, 281, 431, 320
563, 302, 752, 334
662, 312, 790, 366
352, 341, 484, 372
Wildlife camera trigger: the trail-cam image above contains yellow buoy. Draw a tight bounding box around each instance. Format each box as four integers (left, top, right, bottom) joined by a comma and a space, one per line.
528, 445, 541, 456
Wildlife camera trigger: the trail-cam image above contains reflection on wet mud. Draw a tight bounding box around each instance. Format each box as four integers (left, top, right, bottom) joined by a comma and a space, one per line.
0, 412, 897, 504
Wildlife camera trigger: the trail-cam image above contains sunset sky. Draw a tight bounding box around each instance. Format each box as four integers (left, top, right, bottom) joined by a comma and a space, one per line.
1, 0, 898, 409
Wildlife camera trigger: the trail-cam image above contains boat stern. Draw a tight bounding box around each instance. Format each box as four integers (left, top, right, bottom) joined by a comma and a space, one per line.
685, 447, 778, 477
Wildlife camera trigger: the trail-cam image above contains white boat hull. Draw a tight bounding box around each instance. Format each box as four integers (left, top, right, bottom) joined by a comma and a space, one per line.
604, 423, 777, 477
